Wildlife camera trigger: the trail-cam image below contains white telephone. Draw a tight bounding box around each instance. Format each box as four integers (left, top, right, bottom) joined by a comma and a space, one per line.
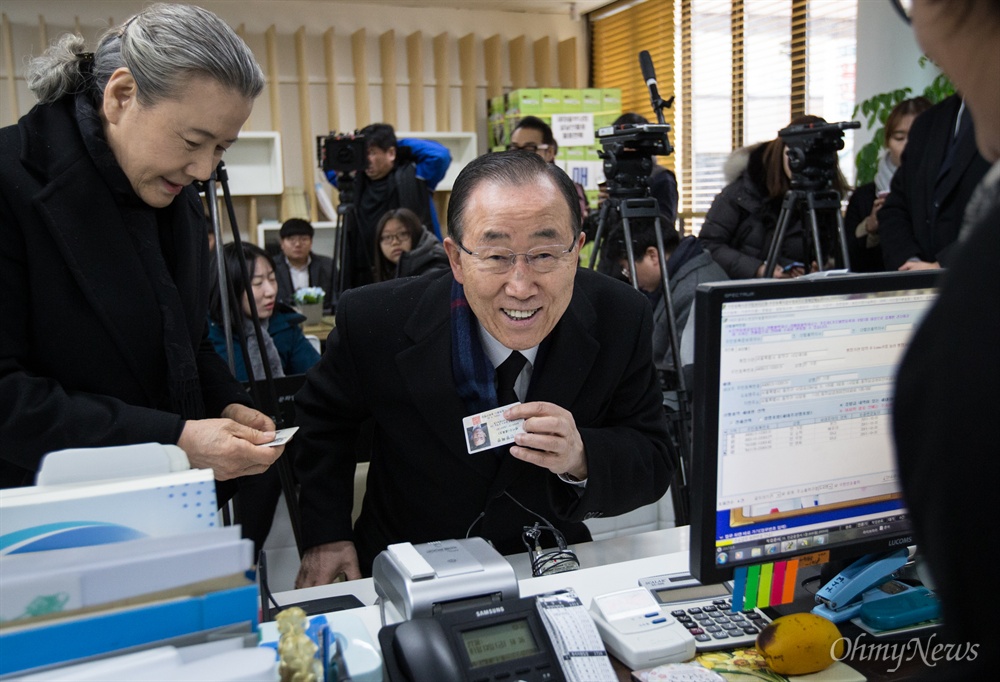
589, 587, 697, 670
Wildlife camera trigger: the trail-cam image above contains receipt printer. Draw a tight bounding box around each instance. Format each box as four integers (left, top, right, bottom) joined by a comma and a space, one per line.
372, 538, 519, 625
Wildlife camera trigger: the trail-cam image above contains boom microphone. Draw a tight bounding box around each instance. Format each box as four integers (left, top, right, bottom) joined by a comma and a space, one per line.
639, 50, 659, 102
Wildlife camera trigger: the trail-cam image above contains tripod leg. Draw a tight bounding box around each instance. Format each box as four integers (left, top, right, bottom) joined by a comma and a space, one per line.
835, 204, 852, 271
805, 193, 825, 272
588, 201, 613, 270
764, 192, 797, 277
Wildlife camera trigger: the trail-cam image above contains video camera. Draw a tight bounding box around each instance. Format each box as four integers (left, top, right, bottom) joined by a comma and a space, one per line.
596, 123, 674, 199
779, 120, 860, 191
317, 132, 367, 174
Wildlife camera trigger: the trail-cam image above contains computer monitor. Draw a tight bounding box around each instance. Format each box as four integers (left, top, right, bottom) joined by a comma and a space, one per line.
689, 270, 942, 586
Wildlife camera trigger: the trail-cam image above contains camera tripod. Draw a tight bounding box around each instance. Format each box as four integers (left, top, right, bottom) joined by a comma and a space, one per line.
328, 173, 356, 311
762, 187, 852, 277
589, 192, 693, 527
203, 162, 303, 555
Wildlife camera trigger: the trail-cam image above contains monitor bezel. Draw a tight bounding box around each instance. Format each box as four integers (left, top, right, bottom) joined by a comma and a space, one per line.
689, 270, 943, 586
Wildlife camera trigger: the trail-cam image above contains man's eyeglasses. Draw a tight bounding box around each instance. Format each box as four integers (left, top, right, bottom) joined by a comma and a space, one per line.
506, 143, 551, 153
282, 235, 311, 244
890, 0, 912, 24
380, 232, 412, 245
456, 238, 577, 274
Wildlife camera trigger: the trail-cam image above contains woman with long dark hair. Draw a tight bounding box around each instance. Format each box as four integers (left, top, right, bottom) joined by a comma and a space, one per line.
699, 115, 848, 279
208, 242, 319, 381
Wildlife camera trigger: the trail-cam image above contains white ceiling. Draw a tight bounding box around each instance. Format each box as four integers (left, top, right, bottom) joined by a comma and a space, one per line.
268, 0, 614, 17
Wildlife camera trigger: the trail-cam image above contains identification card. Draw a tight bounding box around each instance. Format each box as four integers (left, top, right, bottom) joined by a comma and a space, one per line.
263, 426, 299, 447
462, 402, 524, 454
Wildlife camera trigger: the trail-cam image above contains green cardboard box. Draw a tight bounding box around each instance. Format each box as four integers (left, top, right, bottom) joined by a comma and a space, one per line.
582, 88, 602, 113
541, 89, 565, 115
562, 89, 583, 113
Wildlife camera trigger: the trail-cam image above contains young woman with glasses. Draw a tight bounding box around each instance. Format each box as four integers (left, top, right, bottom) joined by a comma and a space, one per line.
372, 208, 449, 282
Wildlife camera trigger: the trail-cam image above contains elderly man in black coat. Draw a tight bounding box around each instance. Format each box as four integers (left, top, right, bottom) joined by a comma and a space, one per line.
294, 151, 674, 585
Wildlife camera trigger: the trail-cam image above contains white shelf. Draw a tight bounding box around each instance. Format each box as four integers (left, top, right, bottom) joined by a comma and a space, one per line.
396, 131, 477, 192
222, 131, 284, 196
258, 221, 337, 259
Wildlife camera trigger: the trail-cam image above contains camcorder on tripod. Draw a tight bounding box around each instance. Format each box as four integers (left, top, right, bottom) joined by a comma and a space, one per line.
762, 119, 861, 276
587, 51, 692, 525
316, 132, 368, 309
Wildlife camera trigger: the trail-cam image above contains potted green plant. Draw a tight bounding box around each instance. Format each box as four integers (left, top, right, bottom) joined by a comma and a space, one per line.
293, 286, 325, 326
852, 58, 955, 186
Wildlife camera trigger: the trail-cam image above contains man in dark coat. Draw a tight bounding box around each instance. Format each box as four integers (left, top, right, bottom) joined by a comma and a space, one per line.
878, 94, 990, 271
273, 218, 334, 312
294, 151, 674, 584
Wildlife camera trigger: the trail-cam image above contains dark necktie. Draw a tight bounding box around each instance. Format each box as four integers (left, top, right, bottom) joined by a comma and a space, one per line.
496, 351, 527, 406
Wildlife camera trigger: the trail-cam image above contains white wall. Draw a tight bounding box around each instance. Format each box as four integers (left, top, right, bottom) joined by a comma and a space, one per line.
854, 0, 939, 149
1, 1, 588, 231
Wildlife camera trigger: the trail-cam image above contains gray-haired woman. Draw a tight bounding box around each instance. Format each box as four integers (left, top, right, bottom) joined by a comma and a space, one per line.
0, 4, 281, 491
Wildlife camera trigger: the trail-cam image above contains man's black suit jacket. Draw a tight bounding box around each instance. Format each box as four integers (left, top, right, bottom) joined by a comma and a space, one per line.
294, 268, 674, 573
879, 95, 990, 270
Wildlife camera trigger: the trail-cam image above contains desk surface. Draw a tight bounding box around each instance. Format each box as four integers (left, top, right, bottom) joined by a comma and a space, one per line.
269, 528, 925, 681
302, 316, 335, 339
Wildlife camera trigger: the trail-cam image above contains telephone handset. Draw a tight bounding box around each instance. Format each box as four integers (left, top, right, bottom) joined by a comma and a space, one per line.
379, 590, 615, 682
391, 618, 465, 682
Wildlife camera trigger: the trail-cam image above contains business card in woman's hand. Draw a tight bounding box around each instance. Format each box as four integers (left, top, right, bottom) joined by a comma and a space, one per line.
263, 426, 299, 447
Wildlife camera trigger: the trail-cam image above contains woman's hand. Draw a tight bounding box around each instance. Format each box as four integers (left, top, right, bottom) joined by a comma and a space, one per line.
178, 404, 282, 479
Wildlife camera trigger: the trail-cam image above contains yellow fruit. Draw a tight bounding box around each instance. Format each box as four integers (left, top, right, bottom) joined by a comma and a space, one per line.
755, 612, 844, 675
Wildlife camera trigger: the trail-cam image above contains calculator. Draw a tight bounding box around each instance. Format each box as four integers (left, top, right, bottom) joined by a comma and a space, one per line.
638, 573, 772, 651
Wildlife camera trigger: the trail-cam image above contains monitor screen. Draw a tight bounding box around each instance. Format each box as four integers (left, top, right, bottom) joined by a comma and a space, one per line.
689, 271, 942, 585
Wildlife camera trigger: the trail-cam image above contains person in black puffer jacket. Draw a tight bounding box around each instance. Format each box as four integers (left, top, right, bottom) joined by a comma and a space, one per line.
699, 115, 847, 279
372, 208, 450, 282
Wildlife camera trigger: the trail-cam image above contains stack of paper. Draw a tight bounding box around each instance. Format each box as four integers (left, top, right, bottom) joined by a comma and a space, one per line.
0, 468, 260, 676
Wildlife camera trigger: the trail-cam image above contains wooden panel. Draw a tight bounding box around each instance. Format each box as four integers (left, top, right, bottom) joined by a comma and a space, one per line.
2, 14, 18, 122
37, 14, 47, 50
557, 36, 577, 88
380, 30, 397, 127
533, 36, 551, 87
509, 36, 528, 89
407, 31, 424, 131
352, 29, 370, 126
434, 32, 450, 131
264, 26, 284, 218
484, 35, 502, 99
265, 26, 281, 132
295, 27, 317, 221
458, 34, 476, 133
236, 24, 253, 132
324, 28, 339, 132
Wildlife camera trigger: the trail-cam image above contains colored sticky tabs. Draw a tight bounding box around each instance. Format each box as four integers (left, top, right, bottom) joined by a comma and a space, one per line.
743, 565, 760, 610
757, 563, 774, 606
782, 559, 799, 604
771, 561, 787, 604
731, 566, 748, 613
731, 559, 801, 611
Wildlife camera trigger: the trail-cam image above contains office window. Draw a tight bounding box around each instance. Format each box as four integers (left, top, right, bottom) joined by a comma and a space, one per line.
591, 0, 676, 169
592, 0, 856, 234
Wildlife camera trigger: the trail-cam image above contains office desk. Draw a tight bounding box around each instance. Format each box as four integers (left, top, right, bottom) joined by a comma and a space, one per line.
271, 529, 691, 682
270, 528, 923, 681
302, 315, 335, 340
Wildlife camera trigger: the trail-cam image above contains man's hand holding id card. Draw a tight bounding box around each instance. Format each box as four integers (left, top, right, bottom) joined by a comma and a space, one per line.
463, 402, 525, 454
